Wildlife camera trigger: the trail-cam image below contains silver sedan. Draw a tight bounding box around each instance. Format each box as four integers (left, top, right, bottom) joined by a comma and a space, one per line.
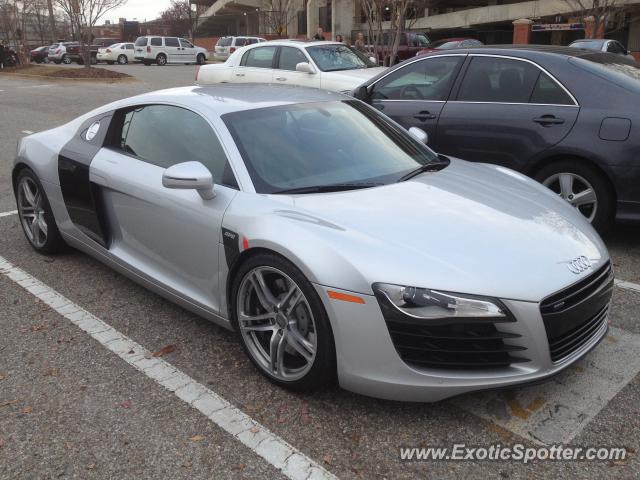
12, 85, 613, 401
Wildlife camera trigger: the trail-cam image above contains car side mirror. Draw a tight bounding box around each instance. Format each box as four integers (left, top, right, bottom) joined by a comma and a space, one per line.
162, 161, 215, 200
354, 84, 370, 101
369, 56, 377, 63
408, 127, 428, 144
296, 62, 316, 74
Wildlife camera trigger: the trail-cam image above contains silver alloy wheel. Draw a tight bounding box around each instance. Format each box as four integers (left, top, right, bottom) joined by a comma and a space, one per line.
118, 54, 127, 64
17, 177, 48, 248
237, 266, 317, 381
543, 172, 598, 222
157, 54, 167, 65
62, 55, 71, 64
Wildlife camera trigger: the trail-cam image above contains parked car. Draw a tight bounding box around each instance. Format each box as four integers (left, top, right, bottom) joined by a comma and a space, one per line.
366, 31, 431, 64
416, 37, 483, 56
197, 40, 386, 93
13, 83, 611, 401
64, 43, 86, 64
214, 36, 267, 62
96, 42, 136, 64
353, 45, 640, 231
48, 42, 77, 64
29, 46, 49, 63
569, 39, 635, 61
91, 37, 121, 64
3, 45, 19, 66
134, 36, 208, 65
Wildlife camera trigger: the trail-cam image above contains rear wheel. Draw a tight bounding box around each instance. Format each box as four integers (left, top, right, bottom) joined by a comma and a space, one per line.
231, 253, 336, 391
117, 55, 128, 65
62, 54, 71, 64
156, 53, 167, 66
15, 169, 66, 254
197, 53, 206, 65
535, 160, 614, 232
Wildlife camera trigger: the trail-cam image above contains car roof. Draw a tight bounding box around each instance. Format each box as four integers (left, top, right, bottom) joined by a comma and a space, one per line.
262, 40, 343, 47
104, 84, 349, 117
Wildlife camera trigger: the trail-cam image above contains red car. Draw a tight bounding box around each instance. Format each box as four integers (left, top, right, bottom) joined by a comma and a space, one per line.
416, 37, 483, 56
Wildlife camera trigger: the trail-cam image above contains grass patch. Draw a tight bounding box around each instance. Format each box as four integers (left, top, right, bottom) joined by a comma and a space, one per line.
0, 64, 131, 80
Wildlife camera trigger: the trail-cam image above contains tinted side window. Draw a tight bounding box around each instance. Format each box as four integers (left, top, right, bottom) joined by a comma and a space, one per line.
530, 72, 574, 105
242, 46, 277, 68
126, 44, 134, 50
165, 37, 180, 47
278, 47, 308, 71
607, 41, 625, 54
119, 105, 235, 187
235, 38, 248, 47
150, 37, 162, 46
457, 56, 540, 103
180, 39, 194, 48
372, 56, 464, 101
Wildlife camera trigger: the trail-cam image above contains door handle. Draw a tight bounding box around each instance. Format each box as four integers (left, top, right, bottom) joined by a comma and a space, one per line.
275, 77, 287, 81
413, 110, 437, 121
235, 73, 245, 77
533, 115, 565, 126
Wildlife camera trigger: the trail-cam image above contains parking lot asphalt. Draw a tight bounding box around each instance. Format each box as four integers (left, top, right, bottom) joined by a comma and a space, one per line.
1, 65, 639, 479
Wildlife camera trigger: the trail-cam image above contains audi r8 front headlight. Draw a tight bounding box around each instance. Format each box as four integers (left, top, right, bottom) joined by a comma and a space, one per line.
372, 283, 507, 321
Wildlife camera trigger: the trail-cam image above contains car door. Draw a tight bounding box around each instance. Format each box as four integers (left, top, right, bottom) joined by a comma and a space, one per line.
88, 104, 238, 313
435, 55, 579, 170
125, 43, 135, 61
366, 54, 466, 143
164, 37, 181, 63
272, 46, 320, 88
233, 45, 277, 83
180, 38, 197, 63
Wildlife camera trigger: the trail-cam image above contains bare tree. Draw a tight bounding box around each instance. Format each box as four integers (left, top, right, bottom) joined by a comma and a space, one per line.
55, 0, 126, 67
30, 0, 51, 44
563, 0, 622, 38
160, 0, 207, 39
263, 0, 296, 36
45, 0, 55, 42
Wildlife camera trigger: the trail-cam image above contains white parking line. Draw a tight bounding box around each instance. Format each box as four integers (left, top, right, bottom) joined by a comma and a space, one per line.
453, 325, 640, 445
0, 210, 18, 217
615, 278, 640, 294
17, 84, 52, 89
0, 255, 337, 480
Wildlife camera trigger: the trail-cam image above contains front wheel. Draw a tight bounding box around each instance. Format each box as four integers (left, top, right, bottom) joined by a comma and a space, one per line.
15, 169, 66, 254
231, 253, 336, 391
197, 53, 206, 65
156, 53, 167, 66
117, 55, 128, 65
535, 160, 614, 233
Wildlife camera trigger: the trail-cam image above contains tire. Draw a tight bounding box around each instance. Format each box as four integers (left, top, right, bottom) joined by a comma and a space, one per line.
107, 60, 115, 65
117, 54, 128, 65
534, 160, 614, 233
62, 54, 71, 64
197, 53, 206, 65
15, 168, 66, 254
156, 53, 167, 66
231, 252, 336, 392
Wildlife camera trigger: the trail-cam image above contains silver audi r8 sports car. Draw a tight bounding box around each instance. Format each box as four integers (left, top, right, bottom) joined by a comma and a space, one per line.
12, 84, 614, 402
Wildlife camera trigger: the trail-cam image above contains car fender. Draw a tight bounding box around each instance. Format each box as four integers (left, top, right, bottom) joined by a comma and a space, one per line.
196, 63, 235, 84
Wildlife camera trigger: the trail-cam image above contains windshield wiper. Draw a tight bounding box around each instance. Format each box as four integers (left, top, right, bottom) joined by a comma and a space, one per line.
398, 158, 450, 182
273, 183, 381, 194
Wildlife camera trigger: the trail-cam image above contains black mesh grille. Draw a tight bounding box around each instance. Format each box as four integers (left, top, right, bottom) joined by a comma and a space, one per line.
540, 262, 613, 363
385, 319, 529, 370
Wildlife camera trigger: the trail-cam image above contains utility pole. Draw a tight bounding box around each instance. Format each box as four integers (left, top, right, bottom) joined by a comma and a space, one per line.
46, 0, 56, 42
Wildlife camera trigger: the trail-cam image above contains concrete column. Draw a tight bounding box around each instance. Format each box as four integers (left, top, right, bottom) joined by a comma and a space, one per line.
307, 0, 319, 38
584, 16, 605, 39
331, 0, 354, 42
512, 18, 532, 44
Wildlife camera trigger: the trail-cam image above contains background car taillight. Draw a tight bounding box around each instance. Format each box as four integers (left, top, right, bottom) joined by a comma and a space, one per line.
56, 48, 61, 54
230, 47, 236, 53
147, 46, 151, 53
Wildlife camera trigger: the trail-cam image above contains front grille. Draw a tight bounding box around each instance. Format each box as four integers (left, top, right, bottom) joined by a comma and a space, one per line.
385, 319, 530, 370
540, 262, 613, 362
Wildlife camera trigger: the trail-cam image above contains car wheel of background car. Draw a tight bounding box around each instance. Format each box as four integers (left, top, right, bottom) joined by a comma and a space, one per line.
535, 160, 614, 232
156, 53, 167, 66
231, 253, 336, 391
15, 168, 66, 255
117, 55, 128, 65
197, 53, 206, 65
62, 55, 71, 64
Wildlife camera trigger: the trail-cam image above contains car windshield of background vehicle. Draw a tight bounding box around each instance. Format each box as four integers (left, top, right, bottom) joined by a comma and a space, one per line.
222, 101, 439, 194
306, 45, 377, 71
569, 55, 640, 94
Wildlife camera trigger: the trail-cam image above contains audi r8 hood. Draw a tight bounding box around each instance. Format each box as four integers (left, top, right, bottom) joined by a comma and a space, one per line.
277, 159, 608, 302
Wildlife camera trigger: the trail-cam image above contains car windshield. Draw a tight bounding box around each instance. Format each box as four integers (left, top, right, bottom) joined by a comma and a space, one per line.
305, 45, 377, 71
570, 40, 603, 50
222, 101, 439, 194
569, 54, 640, 93
434, 40, 462, 50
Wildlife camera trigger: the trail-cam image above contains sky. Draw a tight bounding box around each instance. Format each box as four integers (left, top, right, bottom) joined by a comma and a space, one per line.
105, 0, 174, 23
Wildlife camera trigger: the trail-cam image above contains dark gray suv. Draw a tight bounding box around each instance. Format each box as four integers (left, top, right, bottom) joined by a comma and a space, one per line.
354, 45, 640, 231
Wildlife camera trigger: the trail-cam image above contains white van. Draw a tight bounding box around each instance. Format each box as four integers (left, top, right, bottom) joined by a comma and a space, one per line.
214, 36, 267, 61
134, 36, 208, 65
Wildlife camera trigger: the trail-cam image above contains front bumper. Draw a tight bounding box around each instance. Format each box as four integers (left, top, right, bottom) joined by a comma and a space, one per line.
315, 285, 609, 402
